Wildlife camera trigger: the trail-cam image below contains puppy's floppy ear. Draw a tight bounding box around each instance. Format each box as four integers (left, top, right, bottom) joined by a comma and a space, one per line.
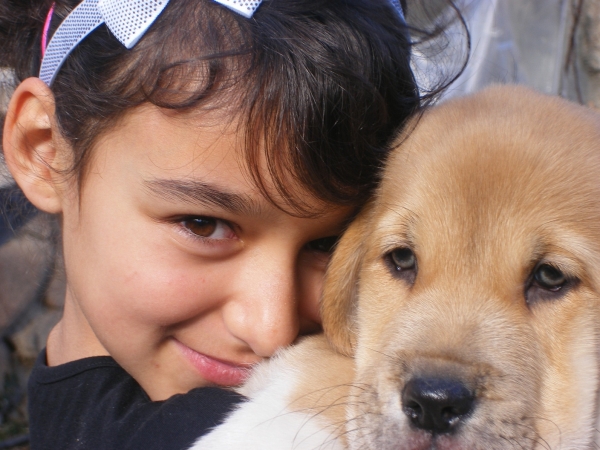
321, 203, 374, 356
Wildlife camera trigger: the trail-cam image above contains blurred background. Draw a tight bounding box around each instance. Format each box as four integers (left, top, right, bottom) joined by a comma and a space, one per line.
409, 0, 597, 103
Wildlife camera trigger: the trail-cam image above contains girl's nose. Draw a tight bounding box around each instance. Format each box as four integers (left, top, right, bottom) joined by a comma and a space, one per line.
223, 250, 300, 358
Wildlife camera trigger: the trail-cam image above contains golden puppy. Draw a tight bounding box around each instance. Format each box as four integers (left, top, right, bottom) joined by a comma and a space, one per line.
195, 85, 600, 449
322, 84, 600, 449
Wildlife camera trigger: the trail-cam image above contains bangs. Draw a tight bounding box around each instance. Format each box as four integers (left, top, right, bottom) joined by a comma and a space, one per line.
46, 0, 417, 214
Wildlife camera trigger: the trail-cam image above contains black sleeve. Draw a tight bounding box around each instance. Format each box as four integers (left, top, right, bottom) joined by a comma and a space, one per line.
28, 351, 245, 450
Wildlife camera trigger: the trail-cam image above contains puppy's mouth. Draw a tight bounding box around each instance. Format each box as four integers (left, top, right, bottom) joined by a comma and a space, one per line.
407, 432, 467, 450
346, 348, 541, 450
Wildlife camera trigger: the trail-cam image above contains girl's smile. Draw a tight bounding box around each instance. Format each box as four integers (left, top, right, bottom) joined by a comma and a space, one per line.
174, 339, 252, 387
45, 104, 351, 400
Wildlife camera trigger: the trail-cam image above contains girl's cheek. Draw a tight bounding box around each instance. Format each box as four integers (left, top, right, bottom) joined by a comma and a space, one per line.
112, 247, 228, 325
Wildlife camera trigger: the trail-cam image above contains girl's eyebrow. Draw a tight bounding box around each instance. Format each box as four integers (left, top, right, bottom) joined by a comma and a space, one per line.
144, 178, 263, 216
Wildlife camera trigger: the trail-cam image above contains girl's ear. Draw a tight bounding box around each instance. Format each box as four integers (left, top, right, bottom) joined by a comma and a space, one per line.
321, 202, 374, 356
3, 77, 67, 214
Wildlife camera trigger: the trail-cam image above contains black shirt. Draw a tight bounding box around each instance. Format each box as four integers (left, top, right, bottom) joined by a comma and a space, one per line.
28, 350, 245, 450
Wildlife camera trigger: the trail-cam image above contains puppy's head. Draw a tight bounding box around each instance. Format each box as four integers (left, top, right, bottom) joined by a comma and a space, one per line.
322, 85, 600, 449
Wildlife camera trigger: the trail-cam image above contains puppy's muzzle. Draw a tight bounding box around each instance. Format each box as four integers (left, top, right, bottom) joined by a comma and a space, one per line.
402, 376, 475, 434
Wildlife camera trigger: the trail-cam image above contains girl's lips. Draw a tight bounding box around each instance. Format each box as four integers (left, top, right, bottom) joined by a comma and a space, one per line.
174, 340, 252, 387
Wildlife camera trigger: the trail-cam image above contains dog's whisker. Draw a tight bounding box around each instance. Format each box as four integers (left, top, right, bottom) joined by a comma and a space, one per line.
288, 383, 367, 406
512, 427, 549, 450
360, 345, 398, 362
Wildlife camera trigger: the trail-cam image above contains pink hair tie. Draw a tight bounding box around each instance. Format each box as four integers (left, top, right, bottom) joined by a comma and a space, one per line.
41, 3, 56, 58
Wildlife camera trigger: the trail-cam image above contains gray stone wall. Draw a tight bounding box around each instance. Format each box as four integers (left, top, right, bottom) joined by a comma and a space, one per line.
0, 215, 63, 450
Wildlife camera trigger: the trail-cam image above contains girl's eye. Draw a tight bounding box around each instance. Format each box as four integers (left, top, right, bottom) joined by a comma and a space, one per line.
306, 236, 339, 254
180, 217, 234, 240
533, 264, 566, 291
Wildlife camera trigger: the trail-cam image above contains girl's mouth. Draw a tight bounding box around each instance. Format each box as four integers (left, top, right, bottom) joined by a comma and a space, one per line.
174, 339, 252, 387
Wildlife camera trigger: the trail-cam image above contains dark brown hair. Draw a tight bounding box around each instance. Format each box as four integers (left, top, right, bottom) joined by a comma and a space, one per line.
0, 0, 451, 214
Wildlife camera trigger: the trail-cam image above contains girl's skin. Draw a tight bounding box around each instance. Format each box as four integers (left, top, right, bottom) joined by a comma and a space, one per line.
3, 77, 352, 401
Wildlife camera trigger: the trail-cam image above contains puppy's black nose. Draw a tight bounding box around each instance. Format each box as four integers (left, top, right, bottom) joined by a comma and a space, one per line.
402, 377, 474, 434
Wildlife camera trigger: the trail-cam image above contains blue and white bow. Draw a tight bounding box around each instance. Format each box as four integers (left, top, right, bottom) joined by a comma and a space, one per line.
39, 0, 263, 86
39, 0, 404, 87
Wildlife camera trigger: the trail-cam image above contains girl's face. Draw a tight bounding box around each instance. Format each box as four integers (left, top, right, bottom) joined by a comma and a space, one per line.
50, 104, 351, 400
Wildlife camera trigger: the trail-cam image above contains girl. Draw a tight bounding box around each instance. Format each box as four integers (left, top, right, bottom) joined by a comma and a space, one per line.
0, 0, 449, 448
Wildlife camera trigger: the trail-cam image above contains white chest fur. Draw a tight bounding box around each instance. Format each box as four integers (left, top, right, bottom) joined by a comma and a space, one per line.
190, 336, 349, 450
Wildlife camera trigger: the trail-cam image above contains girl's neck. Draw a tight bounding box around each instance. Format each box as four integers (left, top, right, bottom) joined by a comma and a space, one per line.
46, 289, 110, 366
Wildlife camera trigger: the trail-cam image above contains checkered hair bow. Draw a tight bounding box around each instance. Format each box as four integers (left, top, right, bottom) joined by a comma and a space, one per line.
39, 0, 262, 86
39, 0, 405, 86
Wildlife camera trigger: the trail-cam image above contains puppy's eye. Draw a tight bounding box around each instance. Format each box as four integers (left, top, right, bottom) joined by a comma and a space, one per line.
391, 248, 416, 270
385, 248, 417, 284
533, 264, 566, 291
526, 262, 576, 305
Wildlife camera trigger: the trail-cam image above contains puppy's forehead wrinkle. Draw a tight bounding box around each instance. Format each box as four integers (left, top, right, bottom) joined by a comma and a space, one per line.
384, 106, 600, 243
377, 201, 419, 223
374, 203, 418, 244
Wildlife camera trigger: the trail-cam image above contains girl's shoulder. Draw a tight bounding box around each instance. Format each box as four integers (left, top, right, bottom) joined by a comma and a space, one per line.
28, 349, 245, 450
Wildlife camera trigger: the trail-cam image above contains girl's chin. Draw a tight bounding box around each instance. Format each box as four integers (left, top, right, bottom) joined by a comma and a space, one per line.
174, 339, 252, 387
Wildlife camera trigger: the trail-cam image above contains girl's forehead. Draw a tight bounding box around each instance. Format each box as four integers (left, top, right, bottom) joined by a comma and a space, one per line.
105, 104, 244, 169
93, 104, 342, 218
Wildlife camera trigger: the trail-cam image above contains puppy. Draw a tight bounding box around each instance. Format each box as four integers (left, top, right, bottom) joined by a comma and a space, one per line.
194, 85, 600, 449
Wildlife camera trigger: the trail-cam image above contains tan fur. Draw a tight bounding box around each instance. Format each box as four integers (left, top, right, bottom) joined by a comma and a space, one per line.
317, 85, 600, 449
287, 335, 355, 448
321, 202, 375, 356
